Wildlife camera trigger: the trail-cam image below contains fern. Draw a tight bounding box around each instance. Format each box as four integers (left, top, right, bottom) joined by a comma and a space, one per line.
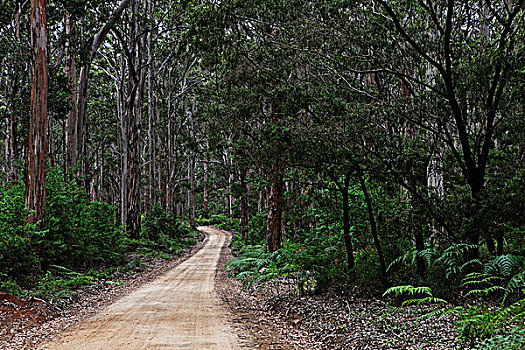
484, 255, 523, 278
504, 270, 525, 302
480, 254, 525, 302
434, 243, 480, 278
475, 327, 525, 350
495, 298, 525, 324
383, 285, 447, 306
462, 273, 505, 299
387, 247, 437, 272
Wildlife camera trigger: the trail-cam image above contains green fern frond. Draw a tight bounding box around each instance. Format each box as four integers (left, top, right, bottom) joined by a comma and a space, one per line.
387, 250, 417, 272
464, 286, 505, 298
461, 272, 505, 286
497, 298, 525, 323
504, 270, 525, 302
401, 296, 447, 306
417, 247, 438, 266
460, 259, 482, 271
484, 254, 523, 278
417, 305, 462, 321
387, 247, 437, 272
433, 243, 479, 278
383, 285, 432, 298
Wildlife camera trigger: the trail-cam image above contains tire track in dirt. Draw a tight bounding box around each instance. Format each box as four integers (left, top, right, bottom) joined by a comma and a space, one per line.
39, 227, 239, 350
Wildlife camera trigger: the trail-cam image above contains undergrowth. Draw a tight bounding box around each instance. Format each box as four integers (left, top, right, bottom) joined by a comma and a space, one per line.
0, 169, 201, 303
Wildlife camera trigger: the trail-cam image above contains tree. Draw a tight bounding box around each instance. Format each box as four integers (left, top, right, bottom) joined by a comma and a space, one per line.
67, 0, 131, 174
371, 0, 525, 256
25, 0, 48, 227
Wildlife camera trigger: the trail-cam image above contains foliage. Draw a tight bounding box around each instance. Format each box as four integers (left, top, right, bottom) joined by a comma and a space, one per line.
475, 327, 525, 350
387, 282, 525, 346
226, 244, 297, 293
383, 285, 447, 306
0, 169, 201, 302
142, 206, 192, 240
32, 266, 98, 303
228, 233, 348, 295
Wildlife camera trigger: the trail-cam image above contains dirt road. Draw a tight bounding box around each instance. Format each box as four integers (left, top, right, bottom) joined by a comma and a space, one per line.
39, 227, 240, 350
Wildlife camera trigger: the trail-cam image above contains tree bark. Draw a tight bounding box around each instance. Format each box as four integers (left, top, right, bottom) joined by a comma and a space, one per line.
239, 167, 248, 238
266, 101, 285, 253
68, 0, 132, 173
266, 168, 283, 252
26, 0, 48, 227
340, 174, 355, 271
6, 4, 23, 182
124, 0, 142, 239
203, 159, 209, 215
147, 0, 155, 210
359, 171, 389, 289
65, 13, 78, 172
188, 156, 196, 227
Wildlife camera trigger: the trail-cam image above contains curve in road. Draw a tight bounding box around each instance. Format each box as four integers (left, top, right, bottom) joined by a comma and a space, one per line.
39, 227, 239, 350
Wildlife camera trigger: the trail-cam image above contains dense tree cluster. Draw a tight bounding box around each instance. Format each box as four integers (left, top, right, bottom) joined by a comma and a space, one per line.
0, 1, 524, 343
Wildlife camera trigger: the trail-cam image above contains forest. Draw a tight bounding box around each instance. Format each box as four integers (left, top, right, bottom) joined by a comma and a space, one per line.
0, 0, 524, 349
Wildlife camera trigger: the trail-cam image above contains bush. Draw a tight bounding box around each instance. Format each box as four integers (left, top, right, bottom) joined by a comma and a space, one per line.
42, 169, 127, 269
0, 169, 126, 282
142, 205, 192, 241
0, 182, 40, 281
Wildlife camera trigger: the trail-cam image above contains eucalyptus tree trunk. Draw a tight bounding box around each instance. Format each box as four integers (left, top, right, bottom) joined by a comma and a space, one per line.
203, 155, 209, 215
266, 167, 283, 252
26, 0, 48, 227
257, 167, 264, 213
239, 167, 248, 238
68, 0, 131, 174
5, 4, 24, 182
124, 0, 143, 239
188, 156, 196, 227
266, 104, 284, 253
188, 97, 197, 227
6, 5, 22, 182
157, 105, 165, 208
147, 0, 155, 210
119, 55, 128, 229
65, 13, 78, 173
6, 76, 19, 182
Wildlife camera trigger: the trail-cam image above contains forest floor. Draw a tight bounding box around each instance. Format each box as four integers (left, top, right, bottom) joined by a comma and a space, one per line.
1, 227, 466, 350
217, 230, 465, 350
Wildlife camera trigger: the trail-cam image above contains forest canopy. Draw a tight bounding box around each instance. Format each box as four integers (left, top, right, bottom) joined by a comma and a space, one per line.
0, 0, 524, 347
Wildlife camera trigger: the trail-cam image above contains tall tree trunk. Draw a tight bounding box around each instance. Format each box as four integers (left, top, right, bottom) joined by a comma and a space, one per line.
7, 5, 22, 182
68, 0, 131, 173
239, 167, 248, 238
359, 171, 389, 289
157, 106, 165, 209
48, 115, 55, 167
188, 156, 196, 227
147, 0, 155, 210
26, 0, 48, 227
203, 137, 209, 215
266, 167, 283, 253
341, 174, 355, 272
118, 55, 128, 229
124, 0, 142, 239
188, 97, 196, 227
65, 13, 78, 172
266, 102, 284, 252
203, 159, 209, 215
